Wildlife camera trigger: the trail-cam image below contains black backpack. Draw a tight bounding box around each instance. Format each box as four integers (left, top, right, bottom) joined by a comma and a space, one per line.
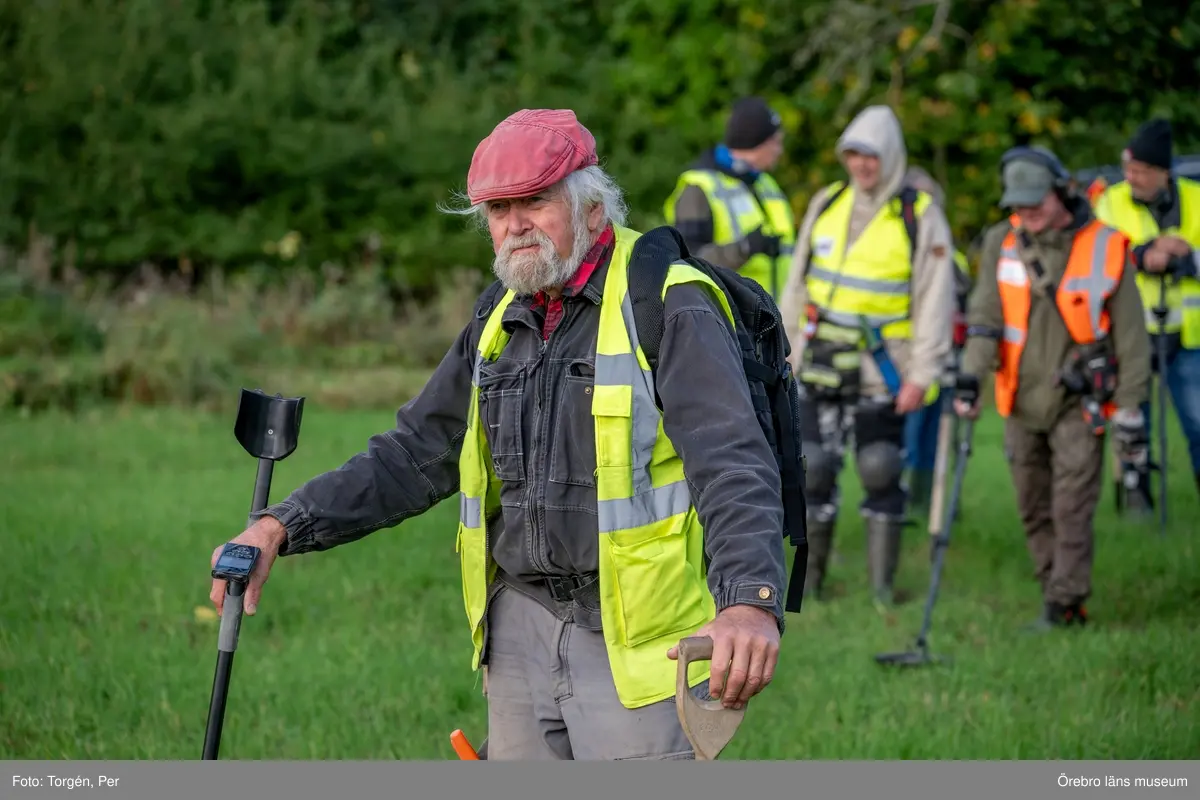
626, 226, 810, 615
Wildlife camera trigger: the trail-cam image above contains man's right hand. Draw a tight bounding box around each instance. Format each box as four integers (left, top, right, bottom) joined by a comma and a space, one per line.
209, 516, 287, 617
953, 374, 981, 420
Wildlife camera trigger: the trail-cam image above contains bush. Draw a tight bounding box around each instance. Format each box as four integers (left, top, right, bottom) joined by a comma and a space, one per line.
0, 258, 485, 414
5, 0, 1198, 290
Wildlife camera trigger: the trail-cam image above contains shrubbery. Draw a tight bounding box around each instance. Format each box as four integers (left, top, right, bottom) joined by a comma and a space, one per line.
4, 0, 1199, 412
0, 259, 485, 413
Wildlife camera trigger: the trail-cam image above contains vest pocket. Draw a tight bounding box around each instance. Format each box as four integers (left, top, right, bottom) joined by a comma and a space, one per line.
606, 515, 710, 647
476, 362, 526, 482
550, 364, 598, 487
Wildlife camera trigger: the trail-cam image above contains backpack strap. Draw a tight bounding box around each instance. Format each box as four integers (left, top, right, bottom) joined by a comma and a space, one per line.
803, 182, 850, 277
896, 185, 920, 262
627, 233, 677, 375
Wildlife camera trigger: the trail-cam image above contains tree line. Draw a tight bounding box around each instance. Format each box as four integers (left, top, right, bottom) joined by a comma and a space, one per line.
3, 0, 1198, 293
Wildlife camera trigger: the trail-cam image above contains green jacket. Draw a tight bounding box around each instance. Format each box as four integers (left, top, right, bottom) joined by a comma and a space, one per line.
961, 200, 1151, 433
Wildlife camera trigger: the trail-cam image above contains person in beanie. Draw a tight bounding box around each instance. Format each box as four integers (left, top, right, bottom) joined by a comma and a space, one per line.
956, 146, 1150, 631
777, 105, 956, 607
206, 109, 790, 760
663, 96, 797, 299
1092, 118, 1200, 499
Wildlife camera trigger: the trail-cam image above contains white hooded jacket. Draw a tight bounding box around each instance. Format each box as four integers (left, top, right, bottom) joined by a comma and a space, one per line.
778, 105, 956, 395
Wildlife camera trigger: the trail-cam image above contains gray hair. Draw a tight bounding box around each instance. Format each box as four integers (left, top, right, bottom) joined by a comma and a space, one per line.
904, 165, 946, 208
440, 164, 629, 231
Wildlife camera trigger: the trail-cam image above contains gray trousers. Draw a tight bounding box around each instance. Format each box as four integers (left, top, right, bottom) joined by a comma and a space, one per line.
483, 583, 705, 760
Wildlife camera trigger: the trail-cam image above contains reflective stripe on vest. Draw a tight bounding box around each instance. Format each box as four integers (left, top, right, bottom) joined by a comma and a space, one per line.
663, 168, 797, 300
456, 224, 734, 709
1093, 177, 1200, 345
805, 182, 934, 341
993, 217, 1128, 418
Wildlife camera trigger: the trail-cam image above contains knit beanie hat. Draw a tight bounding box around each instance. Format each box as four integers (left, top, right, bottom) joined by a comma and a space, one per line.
1124, 118, 1172, 170
724, 97, 782, 150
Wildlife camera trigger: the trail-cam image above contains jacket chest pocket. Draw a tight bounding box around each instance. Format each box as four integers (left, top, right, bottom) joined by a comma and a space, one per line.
549, 359, 598, 487
477, 361, 527, 482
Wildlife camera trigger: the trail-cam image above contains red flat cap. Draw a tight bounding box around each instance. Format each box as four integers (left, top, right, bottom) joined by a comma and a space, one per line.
467, 109, 599, 204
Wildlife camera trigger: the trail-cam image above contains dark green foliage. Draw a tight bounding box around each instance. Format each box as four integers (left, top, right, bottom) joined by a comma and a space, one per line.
3, 0, 1198, 285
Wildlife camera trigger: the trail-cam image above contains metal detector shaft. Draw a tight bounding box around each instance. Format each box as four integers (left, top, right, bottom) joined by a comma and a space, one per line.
913, 419, 974, 650
1154, 278, 1169, 536
203, 581, 247, 760
249, 458, 275, 528
201, 388, 305, 761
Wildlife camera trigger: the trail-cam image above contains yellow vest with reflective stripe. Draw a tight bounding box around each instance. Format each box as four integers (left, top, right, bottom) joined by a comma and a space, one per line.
664, 168, 797, 300
1093, 178, 1200, 346
805, 181, 933, 340
456, 224, 735, 710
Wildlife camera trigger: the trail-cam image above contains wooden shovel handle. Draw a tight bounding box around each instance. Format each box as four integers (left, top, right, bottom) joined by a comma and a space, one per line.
675, 635, 746, 760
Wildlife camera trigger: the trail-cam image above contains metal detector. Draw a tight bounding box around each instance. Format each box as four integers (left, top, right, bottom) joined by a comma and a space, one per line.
874, 417, 974, 669
202, 388, 305, 760
1150, 278, 1170, 536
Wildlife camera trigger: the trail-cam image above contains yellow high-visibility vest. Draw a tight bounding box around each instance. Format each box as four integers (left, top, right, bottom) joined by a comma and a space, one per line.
456, 224, 736, 710
1092, 177, 1200, 346
804, 182, 939, 404
664, 168, 797, 299
954, 249, 971, 278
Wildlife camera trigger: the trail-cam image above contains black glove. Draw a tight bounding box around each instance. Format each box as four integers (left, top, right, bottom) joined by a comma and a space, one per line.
741, 227, 782, 259
954, 373, 980, 407
1167, 250, 1198, 278
1112, 408, 1149, 466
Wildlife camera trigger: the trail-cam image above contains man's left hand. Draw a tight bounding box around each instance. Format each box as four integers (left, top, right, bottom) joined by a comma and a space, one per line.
667, 604, 780, 710
1112, 407, 1149, 466
894, 381, 927, 414
1158, 235, 1192, 258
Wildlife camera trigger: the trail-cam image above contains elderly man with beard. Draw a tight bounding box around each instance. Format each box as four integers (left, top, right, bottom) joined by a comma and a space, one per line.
206, 109, 789, 760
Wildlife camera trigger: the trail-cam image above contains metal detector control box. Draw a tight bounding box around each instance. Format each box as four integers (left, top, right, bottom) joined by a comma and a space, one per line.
212, 543, 260, 583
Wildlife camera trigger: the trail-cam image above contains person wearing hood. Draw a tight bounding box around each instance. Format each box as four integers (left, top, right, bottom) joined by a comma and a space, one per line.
954, 146, 1150, 631
663, 96, 797, 299
1092, 118, 1200, 499
776, 105, 957, 607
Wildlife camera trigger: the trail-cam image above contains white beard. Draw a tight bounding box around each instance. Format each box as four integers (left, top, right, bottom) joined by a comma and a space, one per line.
492, 220, 593, 296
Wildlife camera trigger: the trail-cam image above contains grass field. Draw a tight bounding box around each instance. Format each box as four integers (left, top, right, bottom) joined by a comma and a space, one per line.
1, 401, 1197, 760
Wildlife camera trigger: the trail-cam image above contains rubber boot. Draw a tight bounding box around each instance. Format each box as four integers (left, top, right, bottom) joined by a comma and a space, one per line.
803, 518, 836, 601
865, 516, 903, 608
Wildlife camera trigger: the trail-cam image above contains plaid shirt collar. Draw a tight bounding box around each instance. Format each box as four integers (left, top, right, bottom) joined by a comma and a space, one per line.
531, 224, 615, 309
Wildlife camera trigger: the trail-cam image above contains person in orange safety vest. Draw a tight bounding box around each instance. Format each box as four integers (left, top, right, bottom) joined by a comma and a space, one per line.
952, 146, 1151, 632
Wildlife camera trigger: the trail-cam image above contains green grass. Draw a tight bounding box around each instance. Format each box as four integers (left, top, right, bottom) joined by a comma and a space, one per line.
1, 403, 1197, 760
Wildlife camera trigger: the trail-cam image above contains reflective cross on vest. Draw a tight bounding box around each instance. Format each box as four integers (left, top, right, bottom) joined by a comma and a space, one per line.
992, 215, 1130, 419
1062, 227, 1120, 338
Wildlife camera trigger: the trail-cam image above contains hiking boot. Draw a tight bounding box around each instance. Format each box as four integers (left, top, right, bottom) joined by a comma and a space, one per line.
865, 516, 903, 607
1022, 601, 1088, 634
803, 518, 836, 601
